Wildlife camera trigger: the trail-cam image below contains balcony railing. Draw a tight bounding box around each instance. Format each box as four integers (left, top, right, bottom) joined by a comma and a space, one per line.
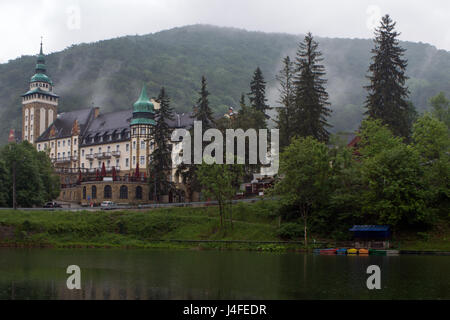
112, 150, 121, 157
54, 157, 71, 163
72, 155, 78, 161
86, 153, 94, 160
95, 152, 112, 159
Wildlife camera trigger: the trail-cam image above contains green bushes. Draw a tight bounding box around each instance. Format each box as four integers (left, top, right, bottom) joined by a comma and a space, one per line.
276, 223, 303, 240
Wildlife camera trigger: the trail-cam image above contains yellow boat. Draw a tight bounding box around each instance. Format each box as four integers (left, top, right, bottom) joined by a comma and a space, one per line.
347, 248, 358, 254
358, 248, 369, 255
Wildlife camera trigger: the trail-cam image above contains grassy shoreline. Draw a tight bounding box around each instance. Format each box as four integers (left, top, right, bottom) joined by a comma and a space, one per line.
0, 201, 448, 252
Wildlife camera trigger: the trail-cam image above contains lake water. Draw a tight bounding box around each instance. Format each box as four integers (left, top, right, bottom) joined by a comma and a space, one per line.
0, 248, 448, 300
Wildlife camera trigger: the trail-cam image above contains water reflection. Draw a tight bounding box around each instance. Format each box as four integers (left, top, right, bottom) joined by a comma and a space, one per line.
0, 249, 449, 300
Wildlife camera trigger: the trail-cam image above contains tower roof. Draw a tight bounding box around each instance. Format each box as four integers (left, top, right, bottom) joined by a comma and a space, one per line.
133, 85, 154, 113
30, 39, 53, 85
131, 85, 155, 125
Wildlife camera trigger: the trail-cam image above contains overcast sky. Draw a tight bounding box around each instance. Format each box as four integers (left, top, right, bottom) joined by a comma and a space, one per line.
0, 0, 449, 63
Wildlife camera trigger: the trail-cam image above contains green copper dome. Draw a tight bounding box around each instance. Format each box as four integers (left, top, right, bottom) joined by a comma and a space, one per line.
133, 85, 154, 113
30, 40, 53, 85
30, 73, 53, 85
131, 85, 155, 126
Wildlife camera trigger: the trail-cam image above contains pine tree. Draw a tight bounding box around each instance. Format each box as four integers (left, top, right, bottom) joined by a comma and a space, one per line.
177, 76, 215, 202
276, 56, 295, 148
192, 75, 215, 132
248, 67, 270, 128
365, 14, 410, 138
149, 87, 175, 198
293, 33, 332, 143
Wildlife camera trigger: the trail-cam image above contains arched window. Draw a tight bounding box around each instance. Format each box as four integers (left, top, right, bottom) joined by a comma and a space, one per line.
104, 185, 112, 199
135, 186, 142, 199
83, 187, 86, 199
91, 186, 97, 199
119, 186, 128, 199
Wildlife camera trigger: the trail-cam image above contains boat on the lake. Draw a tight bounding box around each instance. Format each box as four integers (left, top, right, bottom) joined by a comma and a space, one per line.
320, 248, 337, 254
358, 248, 369, 254
347, 248, 358, 254
369, 249, 387, 255
337, 248, 347, 254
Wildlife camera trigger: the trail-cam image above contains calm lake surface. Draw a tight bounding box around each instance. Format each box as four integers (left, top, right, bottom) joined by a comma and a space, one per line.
0, 248, 448, 300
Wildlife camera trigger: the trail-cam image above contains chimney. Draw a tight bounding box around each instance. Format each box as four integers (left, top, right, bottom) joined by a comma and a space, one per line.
94, 107, 100, 118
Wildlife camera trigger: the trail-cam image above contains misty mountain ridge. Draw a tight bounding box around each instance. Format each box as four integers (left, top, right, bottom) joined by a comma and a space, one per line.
1, 24, 449, 144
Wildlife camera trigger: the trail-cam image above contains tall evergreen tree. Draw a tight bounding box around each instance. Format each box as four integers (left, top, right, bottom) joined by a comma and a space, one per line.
276, 56, 295, 148
149, 87, 175, 198
177, 76, 215, 201
248, 67, 270, 128
365, 14, 410, 138
293, 33, 332, 143
192, 75, 215, 132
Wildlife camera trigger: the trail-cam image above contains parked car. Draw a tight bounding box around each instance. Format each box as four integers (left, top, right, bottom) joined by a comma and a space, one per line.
100, 201, 117, 210
43, 201, 62, 208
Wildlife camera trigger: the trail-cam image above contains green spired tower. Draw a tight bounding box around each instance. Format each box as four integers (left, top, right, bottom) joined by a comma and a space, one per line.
130, 84, 155, 175
21, 39, 59, 143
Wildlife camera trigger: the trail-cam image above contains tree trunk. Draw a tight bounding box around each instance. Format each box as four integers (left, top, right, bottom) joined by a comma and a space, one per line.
219, 201, 223, 228
229, 200, 233, 229
302, 205, 308, 247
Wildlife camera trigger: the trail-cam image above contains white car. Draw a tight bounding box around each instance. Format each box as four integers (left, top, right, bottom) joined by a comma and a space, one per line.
100, 201, 116, 210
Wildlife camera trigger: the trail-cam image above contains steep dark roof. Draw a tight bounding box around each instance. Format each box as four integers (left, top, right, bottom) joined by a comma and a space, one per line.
86, 109, 132, 136
36, 107, 195, 143
36, 108, 95, 142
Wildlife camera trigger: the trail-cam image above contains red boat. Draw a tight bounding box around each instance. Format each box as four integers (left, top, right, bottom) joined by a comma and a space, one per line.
319, 248, 337, 254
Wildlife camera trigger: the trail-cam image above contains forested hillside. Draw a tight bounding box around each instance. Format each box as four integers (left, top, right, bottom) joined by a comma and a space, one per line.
0, 24, 449, 144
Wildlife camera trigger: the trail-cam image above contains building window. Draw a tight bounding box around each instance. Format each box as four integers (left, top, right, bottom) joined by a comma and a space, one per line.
82, 187, 86, 200
63, 141, 65, 147
68, 139, 71, 146
57, 152, 60, 159
120, 186, 128, 199
133, 128, 136, 135
58, 141, 60, 147
74, 138, 77, 144
126, 158, 129, 167
116, 159, 119, 167
91, 186, 97, 199
141, 128, 146, 135
133, 141, 136, 150
104, 185, 112, 199
140, 156, 145, 165
116, 145, 120, 151
126, 144, 129, 151
135, 186, 142, 200
89, 162, 93, 169
82, 163, 85, 168
38, 144, 41, 151
133, 156, 136, 165
82, 150, 85, 156
141, 141, 145, 149
51, 142, 54, 147
107, 146, 111, 152
90, 148, 93, 154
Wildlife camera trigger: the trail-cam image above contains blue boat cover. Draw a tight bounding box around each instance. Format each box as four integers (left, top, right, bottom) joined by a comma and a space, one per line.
349, 225, 390, 240
349, 225, 390, 232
